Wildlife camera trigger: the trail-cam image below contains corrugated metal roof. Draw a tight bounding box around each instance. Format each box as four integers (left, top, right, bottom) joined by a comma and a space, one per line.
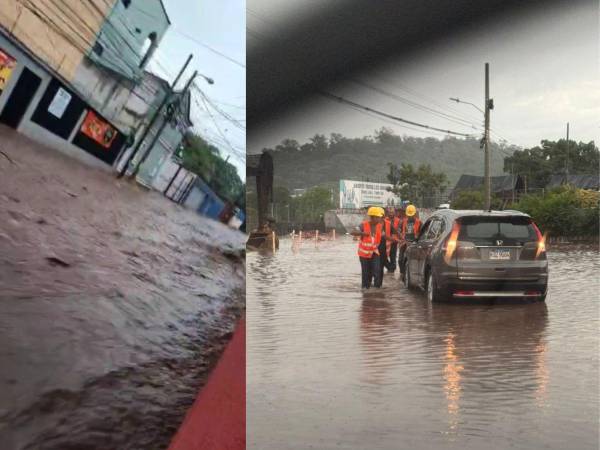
546, 174, 599, 190
453, 174, 519, 193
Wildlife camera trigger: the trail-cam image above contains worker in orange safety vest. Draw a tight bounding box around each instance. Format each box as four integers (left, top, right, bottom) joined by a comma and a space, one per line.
351, 206, 385, 289
399, 204, 422, 279
383, 207, 401, 273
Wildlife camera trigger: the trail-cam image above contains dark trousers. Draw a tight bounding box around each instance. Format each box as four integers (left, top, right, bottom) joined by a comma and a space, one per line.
359, 256, 382, 289
385, 243, 398, 272
398, 241, 406, 274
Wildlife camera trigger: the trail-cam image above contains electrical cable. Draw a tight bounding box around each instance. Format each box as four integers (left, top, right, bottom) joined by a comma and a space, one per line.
320, 91, 475, 137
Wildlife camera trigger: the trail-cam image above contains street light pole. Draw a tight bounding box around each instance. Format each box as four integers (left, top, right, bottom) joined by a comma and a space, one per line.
484, 62, 491, 211
133, 70, 198, 178
117, 54, 193, 178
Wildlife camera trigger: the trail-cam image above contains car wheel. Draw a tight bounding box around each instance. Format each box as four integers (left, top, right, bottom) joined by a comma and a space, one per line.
426, 270, 447, 303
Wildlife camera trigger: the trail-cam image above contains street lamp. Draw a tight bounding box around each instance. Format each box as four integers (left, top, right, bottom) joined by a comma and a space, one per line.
198, 73, 214, 85
449, 97, 484, 114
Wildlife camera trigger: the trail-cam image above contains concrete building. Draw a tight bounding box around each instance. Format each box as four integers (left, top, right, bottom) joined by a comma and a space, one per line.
134, 88, 194, 192
0, 0, 171, 170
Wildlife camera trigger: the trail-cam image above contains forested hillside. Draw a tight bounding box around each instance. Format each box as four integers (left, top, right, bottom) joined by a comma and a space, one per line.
261, 129, 513, 190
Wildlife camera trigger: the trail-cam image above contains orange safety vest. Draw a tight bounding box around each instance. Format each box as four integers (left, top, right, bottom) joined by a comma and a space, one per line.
357, 221, 382, 259
393, 217, 400, 229
401, 217, 421, 240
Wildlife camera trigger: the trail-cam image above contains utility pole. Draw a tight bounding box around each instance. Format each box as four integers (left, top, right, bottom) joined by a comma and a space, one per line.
134, 70, 198, 178
511, 161, 515, 203
484, 62, 491, 211
565, 122, 570, 181
118, 54, 193, 178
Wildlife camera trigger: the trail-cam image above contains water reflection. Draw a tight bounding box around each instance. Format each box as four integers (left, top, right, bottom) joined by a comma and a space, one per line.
443, 332, 463, 436
359, 294, 397, 386
248, 238, 597, 450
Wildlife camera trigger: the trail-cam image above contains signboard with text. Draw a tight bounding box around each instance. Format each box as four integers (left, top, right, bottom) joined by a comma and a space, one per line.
0, 48, 17, 95
339, 179, 400, 209
48, 87, 72, 118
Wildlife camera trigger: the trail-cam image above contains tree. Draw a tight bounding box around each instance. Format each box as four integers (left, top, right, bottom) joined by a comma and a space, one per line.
290, 187, 335, 223
309, 134, 329, 152
451, 189, 502, 210
181, 133, 244, 205
387, 162, 447, 206
504, 140, 599, 189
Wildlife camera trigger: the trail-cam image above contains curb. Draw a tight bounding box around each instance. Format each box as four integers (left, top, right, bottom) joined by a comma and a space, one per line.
168, 319, 246, 450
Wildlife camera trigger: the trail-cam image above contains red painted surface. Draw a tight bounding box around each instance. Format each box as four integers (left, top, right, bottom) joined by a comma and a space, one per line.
168, 319, 246, 450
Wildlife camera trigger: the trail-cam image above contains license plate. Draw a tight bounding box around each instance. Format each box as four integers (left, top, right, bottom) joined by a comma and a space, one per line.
489, 248, 510, 260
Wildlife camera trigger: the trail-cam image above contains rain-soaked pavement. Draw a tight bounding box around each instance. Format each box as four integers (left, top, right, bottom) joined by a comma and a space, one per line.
248, 236, 599, 450
0, 127, 245, 449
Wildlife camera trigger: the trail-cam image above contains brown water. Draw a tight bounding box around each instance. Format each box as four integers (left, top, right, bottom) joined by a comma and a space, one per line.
0, 127, 245, 449
247, 237, 599, 450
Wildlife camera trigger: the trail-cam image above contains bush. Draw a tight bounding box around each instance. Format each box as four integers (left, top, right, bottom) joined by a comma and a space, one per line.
514, 186, 599, 236
451, 189, 503, 210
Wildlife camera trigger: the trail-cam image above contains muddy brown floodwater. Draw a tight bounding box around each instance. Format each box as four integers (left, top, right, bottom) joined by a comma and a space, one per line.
248, 236, 599, 450
0, 126, 245, 449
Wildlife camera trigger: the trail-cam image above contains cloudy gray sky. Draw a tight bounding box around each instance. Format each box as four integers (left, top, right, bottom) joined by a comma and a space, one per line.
248, 0, 598, 153
148, 0, 246, 179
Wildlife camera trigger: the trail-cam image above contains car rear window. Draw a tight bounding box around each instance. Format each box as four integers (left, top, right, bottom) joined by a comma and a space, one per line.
457, 216, 537, 245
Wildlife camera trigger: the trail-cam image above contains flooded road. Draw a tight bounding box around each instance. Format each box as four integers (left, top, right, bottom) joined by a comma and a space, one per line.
247, 237, 599, 450
0, 127, 245, 449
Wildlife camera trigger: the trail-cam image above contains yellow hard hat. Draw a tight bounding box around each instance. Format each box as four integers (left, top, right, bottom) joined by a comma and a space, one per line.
405, 204, 417, 217
377, 207, 386, 217
367, 206, 379, 217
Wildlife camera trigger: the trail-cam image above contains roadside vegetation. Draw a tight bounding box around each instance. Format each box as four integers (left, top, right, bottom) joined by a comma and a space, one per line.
247, 186, 335, 226
180, 133, 245, 209
514, 186, 599, 237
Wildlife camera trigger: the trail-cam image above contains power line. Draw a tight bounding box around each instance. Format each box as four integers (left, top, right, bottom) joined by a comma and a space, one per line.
125, 3, 245, 69
320, 91, 475, 137
193, 84, 245, 131
352, 79, 482, 130
172, 28, 245, 69
374, 75, 485, 125
190, 98, 246, 160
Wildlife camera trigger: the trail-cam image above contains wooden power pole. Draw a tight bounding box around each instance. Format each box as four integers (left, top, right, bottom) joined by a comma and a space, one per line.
484, 63, 491, 211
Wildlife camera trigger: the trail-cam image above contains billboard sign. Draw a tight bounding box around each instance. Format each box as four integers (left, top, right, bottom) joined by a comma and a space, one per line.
0, 48, 17, 95
339, 180, 400, 209
80, 110, 117, 149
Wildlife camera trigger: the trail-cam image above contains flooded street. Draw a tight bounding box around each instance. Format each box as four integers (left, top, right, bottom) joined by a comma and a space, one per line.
247, 237, 599, 450
0, 127, 245, 449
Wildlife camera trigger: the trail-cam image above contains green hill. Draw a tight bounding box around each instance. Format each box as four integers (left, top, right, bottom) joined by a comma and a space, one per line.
263, 129, 513, 191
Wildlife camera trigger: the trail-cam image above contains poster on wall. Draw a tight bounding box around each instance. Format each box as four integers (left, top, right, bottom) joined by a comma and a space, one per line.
339, 179, 401, 209
48, 87, 72, 118
80, 110, 117, 149
0, 48, 17, 95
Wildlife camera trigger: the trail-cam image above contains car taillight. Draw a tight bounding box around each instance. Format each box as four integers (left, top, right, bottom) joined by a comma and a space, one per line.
531, 222, 546, 258
454, 290, 474, 296
443, 221, 461, 264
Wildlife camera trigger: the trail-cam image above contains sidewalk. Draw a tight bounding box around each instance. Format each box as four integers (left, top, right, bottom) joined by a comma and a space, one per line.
169, 319, 246, 450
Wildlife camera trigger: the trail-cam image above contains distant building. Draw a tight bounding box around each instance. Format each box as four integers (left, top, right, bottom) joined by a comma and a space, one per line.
291, 188, 306, 198
451, 174, 523, 201
546, 174, 599, 191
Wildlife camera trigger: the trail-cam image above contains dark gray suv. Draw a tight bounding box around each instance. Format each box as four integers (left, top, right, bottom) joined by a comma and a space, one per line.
402, 210, 548, 302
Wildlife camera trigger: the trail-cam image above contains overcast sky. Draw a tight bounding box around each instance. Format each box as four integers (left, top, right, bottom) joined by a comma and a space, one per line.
248, 0, 598, 154
148, 0, 246, 179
